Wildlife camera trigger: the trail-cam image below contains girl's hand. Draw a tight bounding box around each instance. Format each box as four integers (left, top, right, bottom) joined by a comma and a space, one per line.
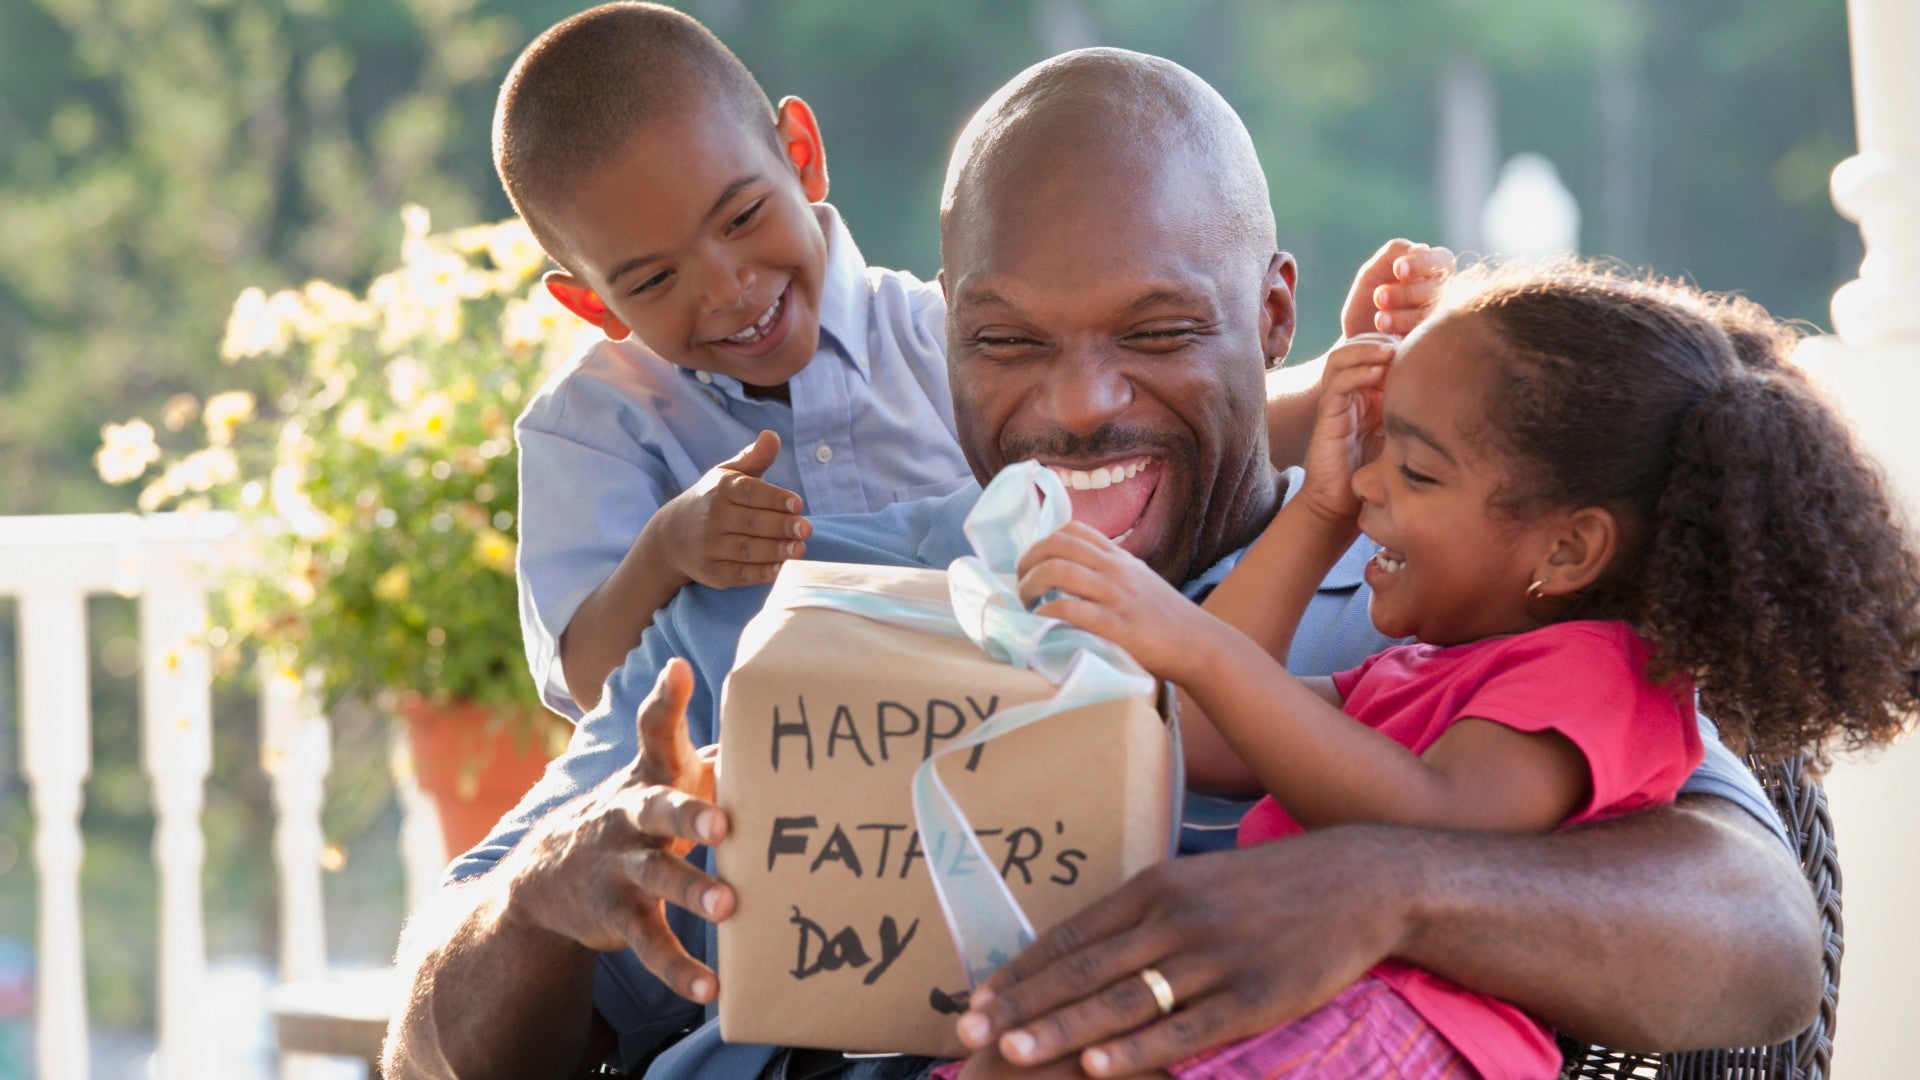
1296, 336, 1392, 528
1016, 522, 1213, 682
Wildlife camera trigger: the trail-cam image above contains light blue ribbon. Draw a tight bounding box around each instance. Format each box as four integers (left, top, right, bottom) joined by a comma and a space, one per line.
780, 462, 1170, 987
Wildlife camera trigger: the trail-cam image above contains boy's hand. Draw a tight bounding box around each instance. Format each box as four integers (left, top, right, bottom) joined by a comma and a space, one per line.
1297, 336, 1393, 527
1015, 522, 1214, 682
655, 430, 810, 589
1341, 240, 1454, 339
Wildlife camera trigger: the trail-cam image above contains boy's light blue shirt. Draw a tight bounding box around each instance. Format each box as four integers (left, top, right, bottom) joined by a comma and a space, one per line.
450, 470, 1787, 1076
516, 203, 973, 718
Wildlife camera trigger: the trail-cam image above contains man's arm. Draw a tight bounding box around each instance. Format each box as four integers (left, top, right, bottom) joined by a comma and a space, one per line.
383, 660, 733, 1080
956, 793, 1821, 1077
384, 877, 617, 1079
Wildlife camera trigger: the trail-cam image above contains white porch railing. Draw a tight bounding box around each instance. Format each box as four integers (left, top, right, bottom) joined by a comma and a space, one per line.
0, 512, 363, 1080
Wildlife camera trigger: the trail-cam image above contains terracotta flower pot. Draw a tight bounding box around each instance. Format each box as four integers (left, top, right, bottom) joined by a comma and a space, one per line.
399, 697, 568, 860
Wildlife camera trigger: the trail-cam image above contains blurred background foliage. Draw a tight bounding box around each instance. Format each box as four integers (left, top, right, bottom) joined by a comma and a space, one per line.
0, 0, 1859, 1047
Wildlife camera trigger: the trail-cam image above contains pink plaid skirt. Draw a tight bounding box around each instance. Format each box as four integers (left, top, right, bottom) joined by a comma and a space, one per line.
1168, 975, 1478, 1080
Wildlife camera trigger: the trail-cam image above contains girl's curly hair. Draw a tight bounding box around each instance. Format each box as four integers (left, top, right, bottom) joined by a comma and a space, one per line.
1444, 260, 1920, 766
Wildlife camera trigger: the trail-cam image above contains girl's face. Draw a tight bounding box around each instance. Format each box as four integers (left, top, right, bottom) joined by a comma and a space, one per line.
1351, 311, 1564, 646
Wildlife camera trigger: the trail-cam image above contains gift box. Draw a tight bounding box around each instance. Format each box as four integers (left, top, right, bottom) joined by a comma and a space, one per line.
714, 556, 1178, 1057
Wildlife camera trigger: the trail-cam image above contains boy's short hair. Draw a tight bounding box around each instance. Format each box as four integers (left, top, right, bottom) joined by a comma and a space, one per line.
493, 2, 777, 268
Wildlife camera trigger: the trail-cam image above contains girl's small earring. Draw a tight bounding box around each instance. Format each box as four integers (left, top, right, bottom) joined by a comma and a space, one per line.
1526, 580, 1548, 601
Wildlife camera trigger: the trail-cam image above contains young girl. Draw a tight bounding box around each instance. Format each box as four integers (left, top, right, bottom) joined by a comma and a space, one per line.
1011, 262, 1920, 1079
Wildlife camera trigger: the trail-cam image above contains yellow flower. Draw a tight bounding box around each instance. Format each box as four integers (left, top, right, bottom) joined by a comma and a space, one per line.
203, 391, 256, 446
297, 279, 371, 340
96, 419, 161, 485
220, 287, 287, 361
271, 463, 331, 540
373, 564, 411, 601
411, 392, 455, 441
337, 399, 374, 444
472, 528, 516, 575
161, 394, 200, 433
386, 356, 424, 407
401, 203, 432, 241
485, 218, 548, 282
173, 446, 239, 494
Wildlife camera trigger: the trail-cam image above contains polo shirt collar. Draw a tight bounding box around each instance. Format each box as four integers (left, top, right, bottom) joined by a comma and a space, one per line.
812, 203, 871, 379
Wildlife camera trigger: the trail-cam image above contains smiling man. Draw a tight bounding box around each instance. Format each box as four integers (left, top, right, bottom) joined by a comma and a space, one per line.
937, 59, 1286, 585
385, 48, 1818, 1080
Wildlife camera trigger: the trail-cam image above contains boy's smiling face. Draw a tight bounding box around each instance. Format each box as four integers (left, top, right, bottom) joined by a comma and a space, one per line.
540, 98, 830, 387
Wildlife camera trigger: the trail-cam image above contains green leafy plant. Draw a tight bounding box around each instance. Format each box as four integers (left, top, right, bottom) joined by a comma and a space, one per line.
98, 206, 585, 725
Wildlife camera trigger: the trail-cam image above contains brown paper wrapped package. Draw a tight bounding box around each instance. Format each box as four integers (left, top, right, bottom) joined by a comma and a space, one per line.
715, 560, 1175, 1057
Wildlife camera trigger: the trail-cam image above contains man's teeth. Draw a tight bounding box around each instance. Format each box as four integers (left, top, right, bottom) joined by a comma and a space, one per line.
1371, 551, 1405, 573
1048, 459, 1147, 491
722, 294, 782, 344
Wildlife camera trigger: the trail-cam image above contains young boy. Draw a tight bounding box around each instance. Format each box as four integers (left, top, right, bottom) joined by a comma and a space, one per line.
497, 3, 1448, 717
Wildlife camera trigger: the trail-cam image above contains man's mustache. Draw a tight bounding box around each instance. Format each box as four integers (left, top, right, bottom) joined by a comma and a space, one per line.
1000, 425, 1195, 465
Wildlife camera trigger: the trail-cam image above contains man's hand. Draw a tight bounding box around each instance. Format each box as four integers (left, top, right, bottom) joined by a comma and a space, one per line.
1341, 239, 1454, 339
653, 430, 810, 589
954, 831, 1407, 1077
500, 658, 736, 1003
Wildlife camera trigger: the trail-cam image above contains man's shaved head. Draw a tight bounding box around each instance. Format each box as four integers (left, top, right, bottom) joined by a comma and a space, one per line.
938, 48, 1293, 583
941, 48, 1275, 266
493, 2, 776, 266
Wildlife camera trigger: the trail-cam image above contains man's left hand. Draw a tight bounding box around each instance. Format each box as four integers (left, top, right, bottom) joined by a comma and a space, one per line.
954, 830, 1410, 1077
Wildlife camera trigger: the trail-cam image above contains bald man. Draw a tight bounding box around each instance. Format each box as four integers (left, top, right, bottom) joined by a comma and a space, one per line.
384, 50, 1816, 1080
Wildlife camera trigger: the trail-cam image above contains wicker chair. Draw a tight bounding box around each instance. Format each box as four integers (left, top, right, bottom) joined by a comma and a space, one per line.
1558, 754, 1843, 1079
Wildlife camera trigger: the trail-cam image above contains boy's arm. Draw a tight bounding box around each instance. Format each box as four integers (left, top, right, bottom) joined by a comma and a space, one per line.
560, 431, 808, 710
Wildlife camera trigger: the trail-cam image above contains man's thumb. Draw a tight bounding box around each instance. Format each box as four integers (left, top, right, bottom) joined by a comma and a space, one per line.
722, 430, 782, 478
634, 657, 698, 783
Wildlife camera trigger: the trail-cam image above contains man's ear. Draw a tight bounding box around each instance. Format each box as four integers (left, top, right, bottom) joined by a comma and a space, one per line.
544, 271, 631, 341
1260, 252, 1299, 365
775, 96, 829, 203
1534, 506, 1620, 598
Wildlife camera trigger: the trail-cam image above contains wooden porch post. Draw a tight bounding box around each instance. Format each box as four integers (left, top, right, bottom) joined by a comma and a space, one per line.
1795, 0, 1920, 1073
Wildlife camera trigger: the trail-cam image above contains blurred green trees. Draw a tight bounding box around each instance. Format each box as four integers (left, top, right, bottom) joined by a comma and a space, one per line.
0, 0, 1859, 518
0, 0, 1862, 1041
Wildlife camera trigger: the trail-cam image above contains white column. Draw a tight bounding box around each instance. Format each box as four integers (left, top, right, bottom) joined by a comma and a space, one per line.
1792, 1, 1920, 1075
392, 728, 449, 916
261, 664, 331, 984
19, 586, 91, 1080
140, 573, 214, 1080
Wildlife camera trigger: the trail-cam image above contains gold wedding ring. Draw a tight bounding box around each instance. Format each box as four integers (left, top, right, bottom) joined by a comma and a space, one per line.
1138, 965, 1177, 1017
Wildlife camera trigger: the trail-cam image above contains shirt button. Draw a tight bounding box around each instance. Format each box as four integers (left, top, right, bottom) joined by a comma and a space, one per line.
695, 371, 713, 384
815, 443, 834, 464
